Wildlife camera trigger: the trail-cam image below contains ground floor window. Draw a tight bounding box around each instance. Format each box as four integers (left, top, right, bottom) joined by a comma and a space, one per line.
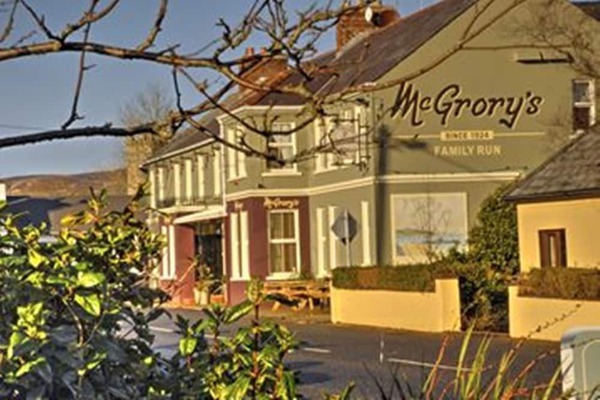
268, 210, 300, 276
230, 212, 250, 280
391, 193, 468, 264
539, 229, 567, 268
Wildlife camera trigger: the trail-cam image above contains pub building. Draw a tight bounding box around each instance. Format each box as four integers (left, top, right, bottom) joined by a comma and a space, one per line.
142, 0, 600, 305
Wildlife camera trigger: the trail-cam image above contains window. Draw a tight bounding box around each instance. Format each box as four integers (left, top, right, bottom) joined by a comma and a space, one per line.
157, 167, 165, 203
268, 210, 300, 276
314, 106, 365, 172
315, 207, 327, 277
573, 80, 595, 132
213, 148, 222, 196
160, 225, 176, 279
226, 128, 247, 180
173, 162, 181, 204
314, 118, 336, 171
539, 229, 567, 268
361, 201, 372, 266
266, 123, 296, 171
184, 159, 193, 203
149, 168, 157, 208
197, 155, 205, 199
230, 212, 249, 280
331, 108, 360, 166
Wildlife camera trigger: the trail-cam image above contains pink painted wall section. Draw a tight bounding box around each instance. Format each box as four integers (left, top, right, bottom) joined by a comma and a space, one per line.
225, 196, 311, 304
174, 224, 196, 305
157, 220, 197, 306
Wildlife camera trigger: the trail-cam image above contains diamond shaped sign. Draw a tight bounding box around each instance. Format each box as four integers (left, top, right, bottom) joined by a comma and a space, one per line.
331, 210, 358, 245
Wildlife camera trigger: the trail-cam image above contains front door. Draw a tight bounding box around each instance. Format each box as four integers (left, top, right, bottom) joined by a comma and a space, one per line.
197, 234, 223, 281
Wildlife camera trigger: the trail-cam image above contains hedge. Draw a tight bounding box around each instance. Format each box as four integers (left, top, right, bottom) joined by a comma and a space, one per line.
519, 268, 600, 301
332, 264, 456, 292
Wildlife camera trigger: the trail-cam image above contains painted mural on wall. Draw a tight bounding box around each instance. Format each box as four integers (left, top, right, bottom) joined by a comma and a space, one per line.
392, 193, 468, 264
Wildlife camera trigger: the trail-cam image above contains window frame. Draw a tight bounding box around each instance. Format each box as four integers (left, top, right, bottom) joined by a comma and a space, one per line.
265, 122, 298, 173
196, 154, 205, 200
539, 228, 567, 268
226, 127, 247, 181
229, 211, 250, 281
314, 117, 337, 173
267, 209, 301, 279
572, 79, 596, 133
314, 106, 365, 173
184, 158, 193, 203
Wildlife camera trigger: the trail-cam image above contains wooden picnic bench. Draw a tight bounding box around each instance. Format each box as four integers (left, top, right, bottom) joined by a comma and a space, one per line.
263, 279, 330, 311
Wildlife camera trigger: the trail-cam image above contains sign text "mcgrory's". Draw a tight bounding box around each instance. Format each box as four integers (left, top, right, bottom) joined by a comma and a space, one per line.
391, 82, 543, 129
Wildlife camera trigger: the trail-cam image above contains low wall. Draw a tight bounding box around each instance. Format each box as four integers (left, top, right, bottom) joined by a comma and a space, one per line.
509, 286, 600, 341
330, 279, 461, 333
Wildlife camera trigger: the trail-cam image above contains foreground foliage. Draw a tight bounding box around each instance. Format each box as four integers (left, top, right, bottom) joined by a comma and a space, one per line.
370, 328, 561, 400
0, 191, 298, 399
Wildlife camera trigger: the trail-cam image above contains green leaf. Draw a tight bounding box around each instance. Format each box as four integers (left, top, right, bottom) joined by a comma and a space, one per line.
224, 301, 253, 324
77, 272, 105, 288
15, 357, 45, 377
28, 248, 45, 268
179, 336, 198, 356
223, 376, 251, 400
7, 331, 25, 359
74, 293, 101, 317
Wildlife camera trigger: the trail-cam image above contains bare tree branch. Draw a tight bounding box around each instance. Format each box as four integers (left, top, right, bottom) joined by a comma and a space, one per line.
0, 124, 156, 148
136, 0, 168, 52
62, 0, 99, 130
0, 0, 18, 44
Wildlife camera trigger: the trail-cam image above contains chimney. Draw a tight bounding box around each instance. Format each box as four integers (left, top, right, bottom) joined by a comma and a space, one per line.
336, 1, 400, 50
239, 47, 288, 91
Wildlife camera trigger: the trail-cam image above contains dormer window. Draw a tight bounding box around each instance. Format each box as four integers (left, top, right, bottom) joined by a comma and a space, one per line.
573, 79, 595, 133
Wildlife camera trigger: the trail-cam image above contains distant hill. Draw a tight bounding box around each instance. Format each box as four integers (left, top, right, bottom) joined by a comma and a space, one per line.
3, 169, 127, 198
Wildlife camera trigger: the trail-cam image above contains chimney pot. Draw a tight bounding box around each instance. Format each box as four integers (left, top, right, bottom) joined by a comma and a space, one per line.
336, 2, 400, 50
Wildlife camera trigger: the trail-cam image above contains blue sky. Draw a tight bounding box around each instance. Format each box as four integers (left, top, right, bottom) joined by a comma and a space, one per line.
0, 0, 430, 178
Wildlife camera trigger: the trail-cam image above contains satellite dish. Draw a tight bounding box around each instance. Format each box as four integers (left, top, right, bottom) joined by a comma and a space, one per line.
364, 6, 374, 23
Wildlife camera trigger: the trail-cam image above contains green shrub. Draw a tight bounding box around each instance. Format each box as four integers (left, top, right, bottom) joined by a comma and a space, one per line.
453, 262, 510, 332
332, 264, 456, 292
468, 184, 519, 275
519, 268, 600, 300
0, 191, 300, 399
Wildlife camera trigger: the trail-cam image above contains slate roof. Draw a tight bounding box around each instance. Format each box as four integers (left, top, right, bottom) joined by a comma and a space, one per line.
505, 130, 600, 202
574, 1, 600, 20
148, 0, 479, 160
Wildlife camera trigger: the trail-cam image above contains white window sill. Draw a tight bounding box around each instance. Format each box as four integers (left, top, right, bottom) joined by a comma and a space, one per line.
230, 277, 251, 282
266, 273, 300, 281
261, 170, 302, 177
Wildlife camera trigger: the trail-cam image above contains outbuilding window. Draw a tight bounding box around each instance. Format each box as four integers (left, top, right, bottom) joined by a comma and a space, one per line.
539, 229, 567, 268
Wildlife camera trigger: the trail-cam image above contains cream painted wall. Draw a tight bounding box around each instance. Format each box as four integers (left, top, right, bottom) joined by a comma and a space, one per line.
517, 198, 600, 271
331, 279, 461, 333
508, 286, 600, 341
